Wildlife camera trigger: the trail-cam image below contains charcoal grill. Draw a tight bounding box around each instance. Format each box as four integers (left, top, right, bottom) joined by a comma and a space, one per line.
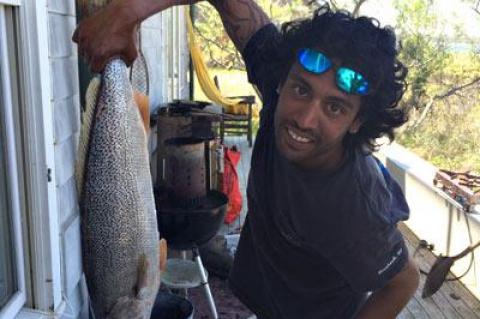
154, 114, 227, 319
164, 137, 208, 206
155, 189, 227, 250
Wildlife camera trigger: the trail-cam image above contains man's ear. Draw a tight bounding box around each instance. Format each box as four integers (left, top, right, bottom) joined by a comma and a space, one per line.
348, 117, 363, 134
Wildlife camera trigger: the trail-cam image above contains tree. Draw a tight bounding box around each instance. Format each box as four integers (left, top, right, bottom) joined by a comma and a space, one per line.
395, 0, 480, 172
193, 0, 372, 69
319, 0, 368, 17
193, 0, 313, 70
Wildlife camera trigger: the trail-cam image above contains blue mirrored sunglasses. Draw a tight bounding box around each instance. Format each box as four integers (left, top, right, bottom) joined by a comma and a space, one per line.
297, 48, 370, 95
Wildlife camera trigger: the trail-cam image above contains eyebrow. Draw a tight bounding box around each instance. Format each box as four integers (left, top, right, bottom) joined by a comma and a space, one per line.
289, 72, 312, 90
288, 70, 355, 110
326, 96, 355, 110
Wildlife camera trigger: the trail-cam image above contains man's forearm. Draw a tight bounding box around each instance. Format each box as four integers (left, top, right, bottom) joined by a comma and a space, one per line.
132, 0, 270, 52
355, 258, 419, 319
207, 0, 270, 52
125, 0, 181, 23
355, 281, 415, 318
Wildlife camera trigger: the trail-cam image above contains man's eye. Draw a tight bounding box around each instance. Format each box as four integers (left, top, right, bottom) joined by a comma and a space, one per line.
292, 84, 309, 97
327, 103, 345, 116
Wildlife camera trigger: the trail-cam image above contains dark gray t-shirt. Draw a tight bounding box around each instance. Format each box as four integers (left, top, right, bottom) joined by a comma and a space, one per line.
228, 24, 410, 319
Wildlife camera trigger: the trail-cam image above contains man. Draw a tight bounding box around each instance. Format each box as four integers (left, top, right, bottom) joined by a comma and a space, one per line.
74, 1, 419, 318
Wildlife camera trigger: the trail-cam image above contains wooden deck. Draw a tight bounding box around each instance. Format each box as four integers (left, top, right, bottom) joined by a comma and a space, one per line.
220, 136, 480, 318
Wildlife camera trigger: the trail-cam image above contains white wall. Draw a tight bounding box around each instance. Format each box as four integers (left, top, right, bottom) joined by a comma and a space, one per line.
46, 1, 86, 318
141, 6, 190, 110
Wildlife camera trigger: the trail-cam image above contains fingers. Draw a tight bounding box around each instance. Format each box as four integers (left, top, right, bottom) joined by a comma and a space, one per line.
89, 54, 107, 74
83, 40, 138, 73
72, 28, 79, 43
72, 7, 139, 73
123, 42, 139, 67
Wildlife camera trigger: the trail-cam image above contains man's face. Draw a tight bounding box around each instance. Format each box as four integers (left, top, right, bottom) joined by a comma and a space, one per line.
274, 62, 363, 170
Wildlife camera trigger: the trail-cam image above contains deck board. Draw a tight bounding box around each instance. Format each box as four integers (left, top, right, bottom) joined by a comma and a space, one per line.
216, 137, 480, 318
400, 223, 480, 319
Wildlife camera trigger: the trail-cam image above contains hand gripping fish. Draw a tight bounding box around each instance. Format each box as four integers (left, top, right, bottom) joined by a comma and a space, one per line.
76, 59, 160, 319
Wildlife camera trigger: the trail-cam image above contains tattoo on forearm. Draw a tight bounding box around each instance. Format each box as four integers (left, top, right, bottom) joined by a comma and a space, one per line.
209, 0, 269, 51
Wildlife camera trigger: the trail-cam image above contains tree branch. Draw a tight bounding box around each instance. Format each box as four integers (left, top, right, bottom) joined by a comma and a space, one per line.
410, 76, 480, 128
474, 0, 480, 15
434, 76, 480, 100
352, 0, 368, 17
331, 0, 339, 10
193, 25, 237, 55
208, 50, 232, 69
412, 97, 435, 128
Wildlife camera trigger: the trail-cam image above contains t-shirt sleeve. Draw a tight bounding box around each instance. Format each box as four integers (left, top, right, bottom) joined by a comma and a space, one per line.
241, 23, 282, 108
323, 218, 409, 293
312, 159, 410, 292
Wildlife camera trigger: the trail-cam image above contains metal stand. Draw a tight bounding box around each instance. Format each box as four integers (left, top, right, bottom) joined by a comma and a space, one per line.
161, 247, 218, 319
193, 247, 218, 319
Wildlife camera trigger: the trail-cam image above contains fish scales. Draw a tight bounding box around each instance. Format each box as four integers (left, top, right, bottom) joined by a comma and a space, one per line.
79, 59, 159, 318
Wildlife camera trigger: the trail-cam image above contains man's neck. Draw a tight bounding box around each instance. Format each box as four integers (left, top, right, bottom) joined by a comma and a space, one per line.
298, 146, 348, 173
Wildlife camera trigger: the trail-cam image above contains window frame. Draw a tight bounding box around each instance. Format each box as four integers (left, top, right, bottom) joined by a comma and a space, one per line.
0, 0, 19, 6
14, 0, 62, 313
0, 4, 27, 318
0, 0, 62, 317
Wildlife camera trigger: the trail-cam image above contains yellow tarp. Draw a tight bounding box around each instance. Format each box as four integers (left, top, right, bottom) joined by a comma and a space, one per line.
186, 9, 250, 116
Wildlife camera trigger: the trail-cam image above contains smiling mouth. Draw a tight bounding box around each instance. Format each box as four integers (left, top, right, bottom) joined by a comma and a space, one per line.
286, 127, 313, 144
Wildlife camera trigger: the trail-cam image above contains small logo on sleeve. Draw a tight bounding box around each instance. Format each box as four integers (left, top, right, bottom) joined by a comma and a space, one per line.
377, 247, 403, 275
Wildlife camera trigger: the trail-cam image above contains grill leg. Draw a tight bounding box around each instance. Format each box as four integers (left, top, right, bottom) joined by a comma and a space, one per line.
193, 247, 218, 319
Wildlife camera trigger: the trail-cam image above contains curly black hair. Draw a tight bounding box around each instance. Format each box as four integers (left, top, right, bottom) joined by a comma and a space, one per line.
273, 4, 408, 153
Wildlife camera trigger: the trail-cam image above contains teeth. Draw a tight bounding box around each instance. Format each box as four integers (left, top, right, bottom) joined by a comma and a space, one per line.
287, 128, 312, 143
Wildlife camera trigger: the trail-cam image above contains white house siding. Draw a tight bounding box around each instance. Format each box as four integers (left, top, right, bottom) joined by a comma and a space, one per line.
46, 0, 86, 318
32, 2, 191, 319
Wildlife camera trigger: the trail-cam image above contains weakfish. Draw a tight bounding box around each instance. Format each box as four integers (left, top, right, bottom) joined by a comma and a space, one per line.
76, 59, 160, 319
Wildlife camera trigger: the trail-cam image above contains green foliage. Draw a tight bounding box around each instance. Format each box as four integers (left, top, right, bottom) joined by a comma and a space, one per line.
394, 0, 450, 110
394, 0, 480, 173
193, 0, 312, 70
397, 101, 480, 173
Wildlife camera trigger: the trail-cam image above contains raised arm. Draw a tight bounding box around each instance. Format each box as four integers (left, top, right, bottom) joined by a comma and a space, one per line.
208, 0, 270, 52
73, 0, 270, 72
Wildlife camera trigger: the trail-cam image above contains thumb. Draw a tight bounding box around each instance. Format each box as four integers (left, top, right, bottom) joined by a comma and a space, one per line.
72, 28, 79, 43
123, 43, 139, 67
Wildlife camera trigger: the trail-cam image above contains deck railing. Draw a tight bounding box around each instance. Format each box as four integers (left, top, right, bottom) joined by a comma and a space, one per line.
379, 143, 480, 300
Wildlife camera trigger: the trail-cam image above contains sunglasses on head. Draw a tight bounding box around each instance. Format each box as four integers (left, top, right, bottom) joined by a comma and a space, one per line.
297, 48, 370, 96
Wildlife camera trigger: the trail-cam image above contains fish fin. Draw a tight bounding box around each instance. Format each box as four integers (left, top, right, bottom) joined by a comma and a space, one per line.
105, 254, 156, 319
106, 296, 149, 319
159, 239, 168, 273
133, 90, 150, 134
136, 254, 150, 300
75, 76, 101, 197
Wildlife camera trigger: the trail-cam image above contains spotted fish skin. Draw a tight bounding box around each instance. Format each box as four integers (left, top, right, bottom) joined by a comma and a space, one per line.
78, 59, 159, 318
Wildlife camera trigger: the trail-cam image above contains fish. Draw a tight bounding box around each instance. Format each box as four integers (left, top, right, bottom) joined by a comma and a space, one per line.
76, 59, 160, 319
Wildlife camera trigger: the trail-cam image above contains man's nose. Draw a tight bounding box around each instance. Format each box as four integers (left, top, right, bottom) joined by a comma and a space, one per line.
294, 100, 320, 130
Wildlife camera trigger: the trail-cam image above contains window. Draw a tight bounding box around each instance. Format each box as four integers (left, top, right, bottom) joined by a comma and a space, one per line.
0, 137, 16, 309
0, 2, 27, 317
